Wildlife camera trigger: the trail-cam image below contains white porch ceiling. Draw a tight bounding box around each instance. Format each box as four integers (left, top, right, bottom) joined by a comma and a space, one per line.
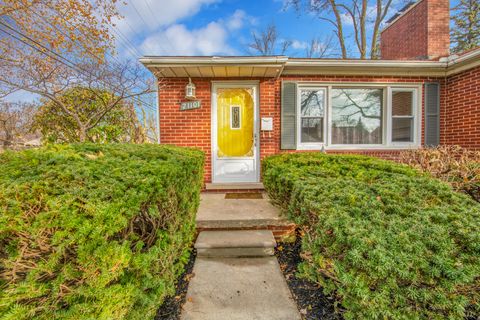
151, 65, 282, 78
139, 56, 287, 78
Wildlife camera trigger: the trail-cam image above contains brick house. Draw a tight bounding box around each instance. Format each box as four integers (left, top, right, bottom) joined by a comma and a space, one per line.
140, 0, 480, 187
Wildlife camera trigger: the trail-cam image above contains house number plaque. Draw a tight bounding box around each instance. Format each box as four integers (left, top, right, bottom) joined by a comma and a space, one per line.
180, 100, 201, 111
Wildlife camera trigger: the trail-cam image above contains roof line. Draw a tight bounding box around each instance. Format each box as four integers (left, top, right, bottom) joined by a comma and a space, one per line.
139, 48, 480, 78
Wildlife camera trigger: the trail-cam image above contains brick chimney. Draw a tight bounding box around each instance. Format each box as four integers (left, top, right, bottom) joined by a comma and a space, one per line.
380, 0, 450, 60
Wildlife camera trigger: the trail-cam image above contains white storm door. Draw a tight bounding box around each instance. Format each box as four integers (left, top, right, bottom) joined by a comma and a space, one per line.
212, 82, 259, 183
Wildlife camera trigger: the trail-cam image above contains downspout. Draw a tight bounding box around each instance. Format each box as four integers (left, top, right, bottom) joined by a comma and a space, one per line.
155, 78, 161, 144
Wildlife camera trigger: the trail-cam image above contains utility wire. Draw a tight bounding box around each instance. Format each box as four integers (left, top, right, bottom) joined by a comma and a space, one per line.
25, 6, 154, 93
34, 2, 163, 113
122, 0, 176, 54
0, 21, 157, 112
143, 0, 159, 28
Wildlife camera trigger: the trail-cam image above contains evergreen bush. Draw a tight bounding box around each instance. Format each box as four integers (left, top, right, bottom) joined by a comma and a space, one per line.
0, 143, 204, 320
263, 153, 480, 319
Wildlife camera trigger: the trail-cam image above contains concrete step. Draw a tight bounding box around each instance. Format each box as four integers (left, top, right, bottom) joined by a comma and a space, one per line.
195, 230, 277, 257
196, 193, 296, 241
205, 183, 264, 190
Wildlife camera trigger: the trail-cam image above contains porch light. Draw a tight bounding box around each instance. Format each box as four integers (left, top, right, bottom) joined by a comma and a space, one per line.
185, 78, 196, 100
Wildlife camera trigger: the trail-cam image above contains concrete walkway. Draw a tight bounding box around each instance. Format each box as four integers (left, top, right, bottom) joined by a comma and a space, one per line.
182, 257, 300, 320
181, 193, 301, 320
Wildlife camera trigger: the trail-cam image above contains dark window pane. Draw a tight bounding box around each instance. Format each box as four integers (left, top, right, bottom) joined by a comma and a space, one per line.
301, 118, 323, 143
231, 105, 241, 129
331, 88, 383, 144
392, 118, 414, 142
392, 91, 413, 116
301, 90, 325, 117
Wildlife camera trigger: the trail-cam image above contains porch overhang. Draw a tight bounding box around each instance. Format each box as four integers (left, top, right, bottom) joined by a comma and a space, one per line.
139, 56, 288, 78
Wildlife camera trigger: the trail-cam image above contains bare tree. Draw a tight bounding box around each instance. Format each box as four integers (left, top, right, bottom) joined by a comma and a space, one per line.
0, 0, 153, 141
305, 35, 335, 58
0, 1, 156, 142
288, 0, 401, 59
1, 56, 154, 142
0, 102, 37, 149
138, 105, 159, 143
249, 24, 292, 55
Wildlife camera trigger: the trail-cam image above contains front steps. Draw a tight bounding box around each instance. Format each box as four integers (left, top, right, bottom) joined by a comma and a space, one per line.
196, 193, 296, 241
180, 192, 301, 319
195, 230, 277, 257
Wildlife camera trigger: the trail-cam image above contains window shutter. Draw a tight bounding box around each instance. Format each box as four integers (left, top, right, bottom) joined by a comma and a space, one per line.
281, 82, 297, 150
424, 83, 440, 146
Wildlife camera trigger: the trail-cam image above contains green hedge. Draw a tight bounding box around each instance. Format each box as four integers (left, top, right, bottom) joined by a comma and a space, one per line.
262, 153, 480, 320
0, 144, 204, 320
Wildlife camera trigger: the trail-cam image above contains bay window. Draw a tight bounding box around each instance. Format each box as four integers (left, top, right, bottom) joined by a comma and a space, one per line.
295, 84, 420, 149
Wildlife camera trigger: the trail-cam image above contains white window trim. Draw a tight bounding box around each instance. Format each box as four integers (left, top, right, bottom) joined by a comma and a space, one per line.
295, 83, 422, 150
296, 87, 327, 150
388, 87, 420, 147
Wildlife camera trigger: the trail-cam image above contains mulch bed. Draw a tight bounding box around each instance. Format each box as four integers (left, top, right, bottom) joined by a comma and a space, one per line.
275, 235, 343, 320
155, 250, 196, 320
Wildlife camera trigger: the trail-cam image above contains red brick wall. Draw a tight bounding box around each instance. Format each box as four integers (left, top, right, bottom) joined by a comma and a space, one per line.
159, 75, 447, 183
158, 78, 213, 180
380, 0, 450, 60
427, 0, 450, 59
442, 66, 480, 149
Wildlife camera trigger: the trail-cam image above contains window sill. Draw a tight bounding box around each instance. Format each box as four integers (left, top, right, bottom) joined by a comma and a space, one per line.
297, 144, 325, 151
294, 144, 421, 151
324, 144, 420, 151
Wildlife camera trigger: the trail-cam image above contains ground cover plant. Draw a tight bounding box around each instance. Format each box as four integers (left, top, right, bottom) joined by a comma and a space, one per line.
263, 153, 480, 319
0, 144, 204, 320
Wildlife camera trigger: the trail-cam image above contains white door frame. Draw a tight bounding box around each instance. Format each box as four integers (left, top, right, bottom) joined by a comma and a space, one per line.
211, 81, 260, 183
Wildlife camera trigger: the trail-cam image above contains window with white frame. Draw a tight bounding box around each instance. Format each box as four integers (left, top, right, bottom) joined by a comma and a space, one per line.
298, 88, 326, 146
331, 88, 383, 145
391, 89, 415, 143
295, 84, 420, 149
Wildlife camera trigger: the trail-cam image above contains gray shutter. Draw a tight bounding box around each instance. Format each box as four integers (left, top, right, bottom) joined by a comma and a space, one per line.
281, 82, 297, 150
424, 83, 440, 146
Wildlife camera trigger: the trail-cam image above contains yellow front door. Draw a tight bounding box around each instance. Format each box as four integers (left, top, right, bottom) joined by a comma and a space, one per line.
213, 85, 258, 183
217, 88, 254, 158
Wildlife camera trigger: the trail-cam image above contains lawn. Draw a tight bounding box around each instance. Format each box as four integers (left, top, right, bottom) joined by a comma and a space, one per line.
0, 144, 204, 320
263, 153, 480, 320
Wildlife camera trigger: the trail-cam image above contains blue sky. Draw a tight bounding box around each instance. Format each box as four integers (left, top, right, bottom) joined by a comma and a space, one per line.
5, 0, 460, 103
113, 0, 407, 59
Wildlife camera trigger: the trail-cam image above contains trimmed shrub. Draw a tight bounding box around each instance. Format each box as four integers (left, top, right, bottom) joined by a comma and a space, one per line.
0, 144, 204, 320
401, 146, 480, 203
263, 153, 480, 320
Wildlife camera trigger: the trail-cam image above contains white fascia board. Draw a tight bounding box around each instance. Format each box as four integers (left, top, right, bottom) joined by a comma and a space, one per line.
139, 56, 289, 66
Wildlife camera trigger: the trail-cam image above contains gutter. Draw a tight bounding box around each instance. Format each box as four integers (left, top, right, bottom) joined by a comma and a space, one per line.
285, 59, 446, 68
444, 49, 480, 76
139, 56, 289, 66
